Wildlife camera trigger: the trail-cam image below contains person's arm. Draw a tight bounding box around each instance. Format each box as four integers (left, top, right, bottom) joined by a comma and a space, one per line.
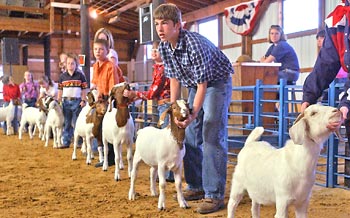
146, 69, 166, 100
3, 85, 10, 102
302, 27, 341, 107
107, 64, 119, 92
108, 49, 119, 66
175, 82, 207, 129
80, 89, 87, 107
260, 55, 276, 63
57, 89, 63, 103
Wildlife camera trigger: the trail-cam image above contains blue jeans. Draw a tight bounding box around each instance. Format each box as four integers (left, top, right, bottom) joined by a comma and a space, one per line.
2, 102, 19, 134
184, 77, 232, 200
24, 98, 37, 107
157, 103, 170, 128
62, 99, 82, 147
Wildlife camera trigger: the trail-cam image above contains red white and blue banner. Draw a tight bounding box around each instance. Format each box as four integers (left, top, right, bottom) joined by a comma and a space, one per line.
224, 0, 263, 36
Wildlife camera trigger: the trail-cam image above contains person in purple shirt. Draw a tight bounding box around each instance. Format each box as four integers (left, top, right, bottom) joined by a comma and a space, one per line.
19, 71, 39, 107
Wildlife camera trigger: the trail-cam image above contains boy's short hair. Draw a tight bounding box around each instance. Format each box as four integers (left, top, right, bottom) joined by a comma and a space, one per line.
66, 53, 79, 67
94, 38, 109, 50
153, 3, 182, 25
316, 30, 325, 39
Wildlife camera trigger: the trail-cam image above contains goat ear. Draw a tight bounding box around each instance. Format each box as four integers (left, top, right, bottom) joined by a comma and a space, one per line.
157, 106, 171, 127
289, 118, 306, 145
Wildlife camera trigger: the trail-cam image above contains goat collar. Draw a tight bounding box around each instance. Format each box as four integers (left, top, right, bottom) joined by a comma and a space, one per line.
117, 103, 129, 109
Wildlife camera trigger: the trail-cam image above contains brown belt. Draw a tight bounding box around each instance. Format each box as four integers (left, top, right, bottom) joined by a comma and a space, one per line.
157, 98, 170, 105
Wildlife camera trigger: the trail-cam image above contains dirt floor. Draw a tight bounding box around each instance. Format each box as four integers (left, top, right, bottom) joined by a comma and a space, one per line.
1, 133, 350, 218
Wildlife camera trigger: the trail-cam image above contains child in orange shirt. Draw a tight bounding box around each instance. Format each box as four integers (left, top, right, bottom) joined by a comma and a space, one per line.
91, 38, 119, 99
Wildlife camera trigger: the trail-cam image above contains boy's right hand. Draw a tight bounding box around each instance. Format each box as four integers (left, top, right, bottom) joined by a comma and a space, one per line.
123, 89, 136, 99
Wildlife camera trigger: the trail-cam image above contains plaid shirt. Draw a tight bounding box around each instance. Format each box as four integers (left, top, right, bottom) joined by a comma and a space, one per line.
158, 29, 233, 88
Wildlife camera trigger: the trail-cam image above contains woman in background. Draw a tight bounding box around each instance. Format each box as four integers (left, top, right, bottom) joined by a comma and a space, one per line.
260, 25, 300, 85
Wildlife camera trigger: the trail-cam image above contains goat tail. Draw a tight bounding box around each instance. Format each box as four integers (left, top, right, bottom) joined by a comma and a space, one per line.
245, 127, 264, 144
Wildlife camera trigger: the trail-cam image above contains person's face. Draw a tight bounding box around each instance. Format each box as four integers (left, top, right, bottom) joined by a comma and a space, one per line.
269, 29, 281, 43
317, 36, 324, 48
24, 72, 31, 82
151, 47, 162, 62
93, 43, 108, 61
154, 19, 180, 42
66, 57, 77, 72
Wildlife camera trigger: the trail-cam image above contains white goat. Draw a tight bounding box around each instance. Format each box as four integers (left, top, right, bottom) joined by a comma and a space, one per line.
102, 82, 135, 181
128, 99, 190, 210
72, 91, 108, 165
19, 103, 47, 140
0, 99, 21, 135
227, 105, 343, 218
43, 97, 64, 148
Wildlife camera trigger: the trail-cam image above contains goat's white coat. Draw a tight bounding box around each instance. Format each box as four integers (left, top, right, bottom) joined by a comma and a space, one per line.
44, 100, 64, 148
101, 107, 135, 181
0, 101, 21, 135
71, 104, 94, 164
128, 100, 189, 210
227, 105, 342, 218
19, 103, 47, 140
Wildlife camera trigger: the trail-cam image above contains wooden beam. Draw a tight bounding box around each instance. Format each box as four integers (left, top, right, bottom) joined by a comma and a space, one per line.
45, 2, 80, 10
105, 0, 149, 18
0, 17, 49, 33
0, 4, 49, 14
69, 0, 81, 4
182, 0, 241, 23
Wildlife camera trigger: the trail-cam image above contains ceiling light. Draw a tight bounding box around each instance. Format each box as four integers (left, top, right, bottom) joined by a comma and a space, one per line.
90, 9, 97, 19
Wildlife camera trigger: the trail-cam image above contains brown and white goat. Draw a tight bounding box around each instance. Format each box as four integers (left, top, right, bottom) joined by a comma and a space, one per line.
102, 82, 135, 181
128, 99, 190, 210
227, 105, 343, 218
72, 90, 108, 165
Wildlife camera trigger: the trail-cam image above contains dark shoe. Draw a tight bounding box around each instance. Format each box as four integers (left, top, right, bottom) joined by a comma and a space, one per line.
108, 160, 115, 166
197, 198, 225, 214
173, 189, 204, 201
57, 145, 69, 149
94, 161, 114, 168
95, 162, 103, 168
166, 178, 175, 183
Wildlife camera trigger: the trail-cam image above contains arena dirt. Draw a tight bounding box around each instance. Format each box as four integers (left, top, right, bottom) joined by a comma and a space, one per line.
0, 134, 349, 218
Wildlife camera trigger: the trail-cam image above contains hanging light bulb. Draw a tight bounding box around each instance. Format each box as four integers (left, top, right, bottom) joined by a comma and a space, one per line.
90, 9, 98, 19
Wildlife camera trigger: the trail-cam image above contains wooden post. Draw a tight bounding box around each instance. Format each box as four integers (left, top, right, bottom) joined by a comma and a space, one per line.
80, 0, 90, 85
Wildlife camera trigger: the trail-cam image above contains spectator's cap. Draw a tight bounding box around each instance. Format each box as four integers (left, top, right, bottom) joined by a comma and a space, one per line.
316, 30, 325, 39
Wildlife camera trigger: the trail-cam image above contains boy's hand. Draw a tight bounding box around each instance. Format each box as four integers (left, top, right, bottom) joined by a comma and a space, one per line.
123, 89, 136, 99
